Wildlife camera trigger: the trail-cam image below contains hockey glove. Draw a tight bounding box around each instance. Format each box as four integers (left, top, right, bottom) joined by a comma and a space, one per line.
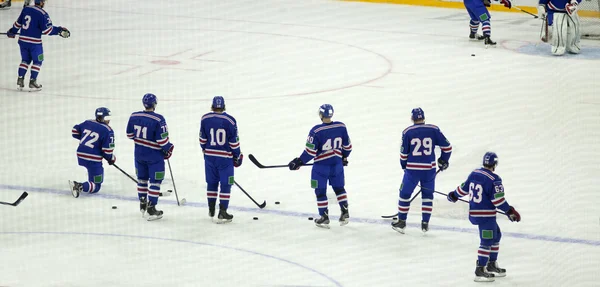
400, 160, 406, 170
483, 0, 491, 7
6, 29, 15, 38
342, 157, 349, 167
288, 157, 303, 170
447, 192, 458, 203
537, 4, 547, 19
566, 0, 578, 16
437, 158, 449, 171
107, 155, 116, 166
164, 145, 174, 159
500, 0, 512, 8
234, 154, 243, 168
507, 206, 521, 222
59, 27, 70, 38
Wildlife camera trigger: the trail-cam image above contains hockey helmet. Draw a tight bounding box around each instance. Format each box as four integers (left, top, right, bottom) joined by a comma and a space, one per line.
411, 107, 425, 121
35, 0, 45, 5
212, 96, 225, 109
483, 152, 499, 168
318, 104, 334, 119
142, 93, 157, 109
95, 107, 111, 122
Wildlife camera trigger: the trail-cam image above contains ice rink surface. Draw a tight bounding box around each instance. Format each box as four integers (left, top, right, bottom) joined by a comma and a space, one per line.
1, 0, 600, 286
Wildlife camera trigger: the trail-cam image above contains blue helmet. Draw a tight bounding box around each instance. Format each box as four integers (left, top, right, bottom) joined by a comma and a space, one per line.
95, 107, 111, 122
142, 93, 157, 109
212, 96, 225, 109
411, 107, 425, 121
483, 152, 499, 168
35, 0, 45, 5
318, 104, 334, 118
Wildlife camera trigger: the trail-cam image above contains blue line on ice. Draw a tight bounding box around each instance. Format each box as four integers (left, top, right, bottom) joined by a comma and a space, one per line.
2, 184, 599, 247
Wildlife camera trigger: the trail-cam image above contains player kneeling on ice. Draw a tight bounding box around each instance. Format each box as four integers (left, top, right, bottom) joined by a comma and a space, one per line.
126, 94, 174, 221
5, 0, 70, 91
199, 96, 243, 223
392, 108, 452, 234
538, 0, 581, 55
288, 104, 352, 229
70, 108, 116, 198
446, 152, 521, 282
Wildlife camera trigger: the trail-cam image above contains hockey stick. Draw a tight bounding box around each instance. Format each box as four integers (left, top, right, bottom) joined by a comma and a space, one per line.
513, 6, 539, 18
381, 169, 442, 219
0, 191, 28, 207
427, 189, 507, 215
0, 33, 20, 36
248, 154, 313, 169
166, 159, 181, 206
112, 163, 172, 197
540, 15, 549, 42
233, 181, 266, 209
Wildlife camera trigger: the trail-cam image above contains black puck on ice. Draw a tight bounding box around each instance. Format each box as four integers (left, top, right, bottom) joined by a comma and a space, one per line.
112, 206, 117, 209
253, 217, 258, 220
308, 217, 313, 220
471, 54, 475, 57
275, 201, 280, 205
393, 217, 398, 220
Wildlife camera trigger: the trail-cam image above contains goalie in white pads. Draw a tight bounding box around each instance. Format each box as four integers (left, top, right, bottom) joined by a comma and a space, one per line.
538, 0, 581, 55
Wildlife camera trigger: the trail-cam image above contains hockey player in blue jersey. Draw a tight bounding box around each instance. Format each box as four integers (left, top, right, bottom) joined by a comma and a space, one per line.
392, 108, 452, 234
199, 96, 243, 223
70, 107, 116, 198
6, 0, 69, 91
126, 94, 174, 221
446, 152, 521, 282
463, 0, 511, 46
538, 0, 581, 55
288, 104, 352, 229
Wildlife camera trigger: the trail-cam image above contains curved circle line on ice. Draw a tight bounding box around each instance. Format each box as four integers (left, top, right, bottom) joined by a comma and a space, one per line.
19, 28, 393, 102
1, 231, 344, 287
2, 184, 600, 247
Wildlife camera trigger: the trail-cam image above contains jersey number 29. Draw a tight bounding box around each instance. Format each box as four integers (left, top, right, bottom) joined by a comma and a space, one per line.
411, 137, 432, 156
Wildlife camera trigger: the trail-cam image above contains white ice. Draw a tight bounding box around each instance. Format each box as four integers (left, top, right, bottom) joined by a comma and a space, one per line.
1, 0, 600, 286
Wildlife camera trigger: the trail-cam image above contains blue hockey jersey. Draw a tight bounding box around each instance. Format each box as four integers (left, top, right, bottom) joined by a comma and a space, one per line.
72, 120, 115, 165
539, 0, 582, 12
299, 122, 352, 166
453, 168, 511, 224
8, 6, 62, 45
400, 124, 452, 171
198, 112, 241, 160
126, 111, 173, 162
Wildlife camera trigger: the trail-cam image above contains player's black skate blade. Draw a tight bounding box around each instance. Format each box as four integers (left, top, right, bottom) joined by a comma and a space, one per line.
421, 221, 429, 233
314, 214, 330, 229
208, 202, 216, 218
391, 219, 406, 234
486, 261, 506, 277
216, 205, 233, 224
139, 197, 147, 214
484, 36, 496, 48
68, 180, 81, 198
145, 205, 163, 221
469, 33, 485, 41
17, 77, 24, 91
28, 79, 42, 92
339, 208, 349, 226
474, 262, 495, 282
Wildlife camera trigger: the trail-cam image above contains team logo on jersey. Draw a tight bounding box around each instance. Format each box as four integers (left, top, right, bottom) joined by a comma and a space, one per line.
38, 54, 44, 61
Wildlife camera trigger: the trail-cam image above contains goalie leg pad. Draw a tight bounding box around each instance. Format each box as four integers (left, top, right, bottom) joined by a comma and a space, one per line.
566, 13, 581, 54
552, 13, 568, 56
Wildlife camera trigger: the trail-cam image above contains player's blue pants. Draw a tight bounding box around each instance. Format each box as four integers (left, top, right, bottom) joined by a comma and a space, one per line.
17, 42, 43, 79
135, 159, 165, 206
311, 163, 347, 216
78, 161, 103, 193
204, 157, 234, 209
397, 169, 436, 222
548, 10, 554, 26
464, 0, 492, 36
476, 220, 502, 266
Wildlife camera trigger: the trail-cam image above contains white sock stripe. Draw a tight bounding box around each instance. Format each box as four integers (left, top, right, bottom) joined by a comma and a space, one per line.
398, 198, 411, 202
421, 199, 433, 203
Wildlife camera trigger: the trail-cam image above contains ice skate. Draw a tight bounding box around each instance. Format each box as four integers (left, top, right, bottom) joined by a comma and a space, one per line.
208, 201, 216, 218
68, 180, 82, 198
484, 35, 496, 48
216, 204, 233, 223
0, 0, 11, 9
391, 219, 406, 234
469, 32, 485, 41
421, 221, 429, 233
486, 261, 506, 277
145, 204, 163, 221
474, 261, 495, 282
17, 77, 24, 91
314, 213, 330, 229
29, 79, 42, 92
339, 208, 349, 226
139, 197, 147, 214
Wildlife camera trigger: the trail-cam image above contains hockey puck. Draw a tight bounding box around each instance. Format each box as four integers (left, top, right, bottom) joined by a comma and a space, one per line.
393, 217, 398, 220
112, 206, 117, 209
308, 217, 313, 220
275, 201, 280, 205
253, 217, 258, 220
471, 54, 475, 56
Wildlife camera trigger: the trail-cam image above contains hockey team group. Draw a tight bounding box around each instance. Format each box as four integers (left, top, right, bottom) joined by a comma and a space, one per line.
4, 0, 555, 283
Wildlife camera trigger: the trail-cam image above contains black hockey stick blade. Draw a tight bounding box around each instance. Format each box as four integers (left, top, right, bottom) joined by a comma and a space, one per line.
0, 191, 28, 207
381, 214, 397, 219
0, 32, 21, 35
234, 181, 266, 209
514, 6, 538, 18
248, 154, 313, 169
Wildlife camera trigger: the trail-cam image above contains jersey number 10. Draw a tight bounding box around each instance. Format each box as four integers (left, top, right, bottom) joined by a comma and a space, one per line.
210, 128, 227, 146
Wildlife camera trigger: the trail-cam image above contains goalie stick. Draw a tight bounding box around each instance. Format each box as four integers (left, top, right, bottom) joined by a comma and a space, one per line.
249, 154, 313, 169
234, 181, 266, 209
0, 191, 28, 207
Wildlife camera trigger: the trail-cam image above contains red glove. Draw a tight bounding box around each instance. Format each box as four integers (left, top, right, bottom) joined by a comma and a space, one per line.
164, 145, 174, 159
566, 0, 578, 15
507, 206, 521, 222
501, 0, 512, 8
107, 155, 116, 165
